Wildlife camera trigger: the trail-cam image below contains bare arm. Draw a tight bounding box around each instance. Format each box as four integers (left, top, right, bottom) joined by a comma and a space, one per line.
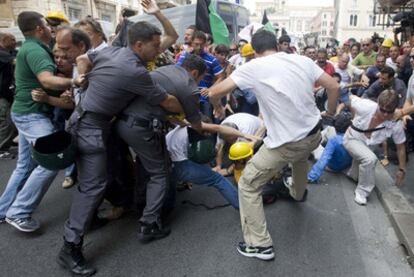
141, 0, 178, 52
31, 89, 74, 109
36, 71, 72, 91
395, 143, 406, 186
317, 72, 340, 116
208, 77, 238, 118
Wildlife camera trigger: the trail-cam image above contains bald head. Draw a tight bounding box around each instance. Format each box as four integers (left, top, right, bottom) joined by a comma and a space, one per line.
0, 32, 16, 51
337, 53, 350, 69
56, 27, 90, 63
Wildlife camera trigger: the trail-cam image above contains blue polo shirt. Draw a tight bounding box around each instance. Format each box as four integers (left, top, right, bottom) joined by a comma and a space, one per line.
176, 51, 223, 102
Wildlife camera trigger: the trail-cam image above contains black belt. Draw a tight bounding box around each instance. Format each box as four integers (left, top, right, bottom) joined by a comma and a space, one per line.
75, 106, 113, 122
351, 124, 385, 133
118, 114, 152, 128
306, 120, 322, 137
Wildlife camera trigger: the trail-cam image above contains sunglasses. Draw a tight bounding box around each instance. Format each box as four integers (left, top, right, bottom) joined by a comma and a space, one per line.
379, 107, 395, 114
230, 48, 238, 51
362, 44, 370, 47
410, 55, 414, 59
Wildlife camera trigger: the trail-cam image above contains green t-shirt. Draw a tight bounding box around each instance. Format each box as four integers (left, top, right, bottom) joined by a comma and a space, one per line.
12, 37, 59, 114
351, 51, 377, 67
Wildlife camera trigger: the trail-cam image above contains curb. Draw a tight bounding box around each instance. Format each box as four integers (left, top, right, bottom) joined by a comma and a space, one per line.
374, 164, 414, 266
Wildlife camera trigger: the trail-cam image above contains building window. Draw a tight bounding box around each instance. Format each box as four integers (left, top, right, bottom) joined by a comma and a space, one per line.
68, 8, 81, 21
322, 30, 327, 36
323, 14, 326, 19
329, 30, 334, 36
349, 14, 357, 26
368, 15, 376, 27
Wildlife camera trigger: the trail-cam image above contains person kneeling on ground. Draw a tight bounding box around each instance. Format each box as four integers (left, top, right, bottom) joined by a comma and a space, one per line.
343, 89, 406, 206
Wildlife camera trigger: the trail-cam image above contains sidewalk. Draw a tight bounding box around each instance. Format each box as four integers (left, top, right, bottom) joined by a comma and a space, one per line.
375, 152, 414, 266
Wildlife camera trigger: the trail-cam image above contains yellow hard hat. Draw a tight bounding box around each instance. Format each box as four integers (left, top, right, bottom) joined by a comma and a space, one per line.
228, 142, 253, 161
46, 10, 69, 24
382, 38, 393, 48
241, 43, 255, 57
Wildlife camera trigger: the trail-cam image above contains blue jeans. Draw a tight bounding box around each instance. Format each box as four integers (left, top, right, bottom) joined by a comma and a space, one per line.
166, 160, 239, 209
0, 112, 58, 219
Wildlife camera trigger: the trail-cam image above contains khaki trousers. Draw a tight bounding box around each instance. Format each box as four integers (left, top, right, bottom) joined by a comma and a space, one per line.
238, 132, 321, 247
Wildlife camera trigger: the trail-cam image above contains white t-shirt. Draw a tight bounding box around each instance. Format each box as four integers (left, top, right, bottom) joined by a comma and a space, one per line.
345, 97, 406, 145
230, 52, 323, 148
386, 57, 398, 71
407, 71, 414, 102
217, 113, 264, 145
229, 53, 245, 68
166, 126, 189, 162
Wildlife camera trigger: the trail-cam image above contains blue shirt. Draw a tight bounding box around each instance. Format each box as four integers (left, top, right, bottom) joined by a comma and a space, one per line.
176, 51, 223, 102
308, 134, 352, 182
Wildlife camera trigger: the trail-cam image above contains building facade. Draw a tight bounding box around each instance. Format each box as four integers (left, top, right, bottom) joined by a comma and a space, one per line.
309, 7, 335, 46
334, 0, 394, 42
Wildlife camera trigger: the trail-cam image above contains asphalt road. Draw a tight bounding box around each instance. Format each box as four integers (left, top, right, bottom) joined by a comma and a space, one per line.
0, 157, 413, 277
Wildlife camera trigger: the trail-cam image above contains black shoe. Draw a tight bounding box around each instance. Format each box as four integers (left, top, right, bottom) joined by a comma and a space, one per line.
57, 240, 96, 277
236, 242, 275, 261
274, 177, 308, 202
138, 222, 171, 243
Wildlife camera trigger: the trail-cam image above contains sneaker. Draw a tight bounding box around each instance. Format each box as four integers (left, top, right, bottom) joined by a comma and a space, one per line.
236, 242, 275, 261
138, 222, 171, 243
0, 218, 5, 224
6, 217, 40, 232
62, 176, 75, 189
0, 151, 15, 160
354, 192, 367, 206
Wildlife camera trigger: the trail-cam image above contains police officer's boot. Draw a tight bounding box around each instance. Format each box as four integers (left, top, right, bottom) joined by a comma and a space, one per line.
57, 239, 96, 277
138, 221, 171, 243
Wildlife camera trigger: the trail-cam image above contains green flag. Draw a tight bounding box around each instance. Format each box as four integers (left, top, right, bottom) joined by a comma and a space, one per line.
208, 0, 230, 45
261, 10, 275, 34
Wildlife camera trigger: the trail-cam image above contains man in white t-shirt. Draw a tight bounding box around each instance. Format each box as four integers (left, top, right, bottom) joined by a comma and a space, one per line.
343, 90, 406, 205
208, 30, 340, 261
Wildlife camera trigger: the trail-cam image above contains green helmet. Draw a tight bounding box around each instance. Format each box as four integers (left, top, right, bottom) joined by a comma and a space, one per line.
30, 130, 76, 170
188, 139, 216, 164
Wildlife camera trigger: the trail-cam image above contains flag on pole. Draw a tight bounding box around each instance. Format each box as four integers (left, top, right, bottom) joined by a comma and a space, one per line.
196, 0, 230, 45
261, 10, 275, 33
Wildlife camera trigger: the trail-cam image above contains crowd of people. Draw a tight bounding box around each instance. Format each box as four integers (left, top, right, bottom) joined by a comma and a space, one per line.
0, 0, 414, 275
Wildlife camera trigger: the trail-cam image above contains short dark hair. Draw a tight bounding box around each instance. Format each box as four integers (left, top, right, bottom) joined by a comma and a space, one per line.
317, 48, 328, 55
376, 54, 386, 61
192, 30, 207, 42
181, 54, 207, 76
17, 11, 44, 34
128, 21, 161, 47
304, 46, 316, 52
122, 8, 137, 18
334, 111, 352, 133
278, 34, 291, 44
380, 66, 395, 78
215, 44, 229, 55
75, 18, 107, 42
57, 26, 91, 51
251, 30, 277, 54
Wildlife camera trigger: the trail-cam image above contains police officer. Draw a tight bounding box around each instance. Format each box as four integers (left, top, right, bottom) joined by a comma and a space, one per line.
57, 21, 183, 276
115, 54, 207, 242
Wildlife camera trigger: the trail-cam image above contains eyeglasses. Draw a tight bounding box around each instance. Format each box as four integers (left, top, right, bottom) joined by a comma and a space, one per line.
362, 44, 370, 47
230, 48, 238, 51
379, 107, 395, 114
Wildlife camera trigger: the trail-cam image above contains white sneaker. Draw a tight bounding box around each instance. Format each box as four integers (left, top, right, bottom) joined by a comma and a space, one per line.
354, 192, 367, 205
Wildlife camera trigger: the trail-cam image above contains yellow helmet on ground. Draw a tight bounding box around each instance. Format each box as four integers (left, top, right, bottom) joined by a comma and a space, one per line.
241, 43, 254, 57
228, 142, 253, 161
46, 10, 69, 24
382, 38, 393, 48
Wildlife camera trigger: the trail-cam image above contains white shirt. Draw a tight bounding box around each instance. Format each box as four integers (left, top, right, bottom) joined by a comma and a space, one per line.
229, 53, 245, 68
407, 71, 414, 102
166, 126, 189, 162
230, 52, 323, 148
386, 57, 398, 71
345, 97, 406, 145
217, 113, 264, 145
91, 41, 108, 52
